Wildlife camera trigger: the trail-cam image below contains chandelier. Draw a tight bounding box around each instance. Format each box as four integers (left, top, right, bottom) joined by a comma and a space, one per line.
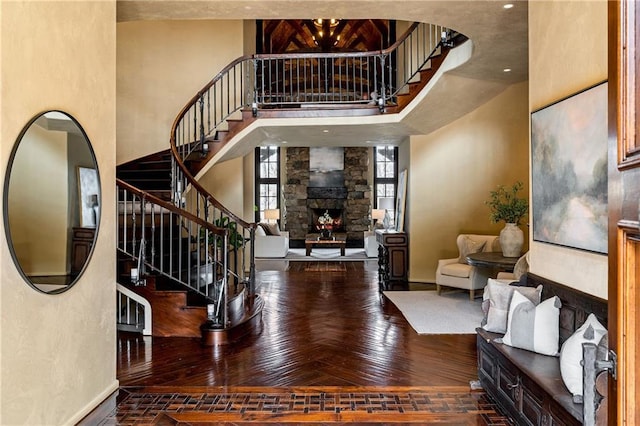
312, 19, 341, 46
313, 18, 339, 28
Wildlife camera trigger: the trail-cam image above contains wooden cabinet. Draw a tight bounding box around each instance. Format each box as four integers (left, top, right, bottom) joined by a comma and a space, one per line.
375, 230, 408, 290
477, 331, 581, 426
71, 227, 95, 275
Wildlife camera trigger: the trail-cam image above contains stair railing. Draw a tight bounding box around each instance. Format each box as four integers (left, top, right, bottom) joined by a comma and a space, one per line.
171, 21, 450, 166
168, 21, 457, 306
117, 179, 233, 328
117, 284, 152, 335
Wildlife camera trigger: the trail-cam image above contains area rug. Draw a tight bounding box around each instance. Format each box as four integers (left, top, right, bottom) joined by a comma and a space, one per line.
383, 290, 483, 334
304, 263, 347, 272
284, 248, 370, 261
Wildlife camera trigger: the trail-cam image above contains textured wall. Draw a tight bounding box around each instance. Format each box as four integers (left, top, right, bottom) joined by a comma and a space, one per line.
0, 1, 117, 424
408, 82, 530, 283
116, 20, 244, 164
200, 157, 245, 216
528, 0, 607, 299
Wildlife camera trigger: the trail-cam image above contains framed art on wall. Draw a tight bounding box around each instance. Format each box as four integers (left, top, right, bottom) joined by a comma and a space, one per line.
530, 81, 608, 254
78, 166, 99, 228
309, 147, 344, 188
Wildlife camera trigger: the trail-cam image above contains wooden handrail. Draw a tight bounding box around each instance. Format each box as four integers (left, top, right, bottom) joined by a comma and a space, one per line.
117, 178, 228, 236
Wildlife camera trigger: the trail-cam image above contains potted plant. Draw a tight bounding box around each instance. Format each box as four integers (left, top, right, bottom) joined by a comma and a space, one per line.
486, 181, 528, 257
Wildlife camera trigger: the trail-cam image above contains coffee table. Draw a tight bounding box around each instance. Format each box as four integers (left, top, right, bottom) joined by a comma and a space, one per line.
305, 235, 347, 256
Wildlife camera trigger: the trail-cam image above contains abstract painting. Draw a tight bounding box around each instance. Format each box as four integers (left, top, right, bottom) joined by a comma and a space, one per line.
531, 82, 608, 254
309, 147, 344, 188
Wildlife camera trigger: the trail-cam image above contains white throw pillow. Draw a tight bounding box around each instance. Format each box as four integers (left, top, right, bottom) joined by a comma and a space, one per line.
481, 279, 542, 334
501, 291, 561, 356
560, 314, 607, 401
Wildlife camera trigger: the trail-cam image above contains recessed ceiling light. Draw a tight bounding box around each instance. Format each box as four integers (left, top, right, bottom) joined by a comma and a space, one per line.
503, 68, 512, 72
281, 140, 288, 144
503, 3, 514, 9
322, 129, 329, 133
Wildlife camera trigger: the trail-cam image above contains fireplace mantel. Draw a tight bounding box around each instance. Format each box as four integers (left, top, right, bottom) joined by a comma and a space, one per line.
307, 187, 347, 199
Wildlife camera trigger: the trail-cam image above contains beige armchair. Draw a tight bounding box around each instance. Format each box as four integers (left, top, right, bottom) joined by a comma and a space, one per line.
435, 234, 500, 300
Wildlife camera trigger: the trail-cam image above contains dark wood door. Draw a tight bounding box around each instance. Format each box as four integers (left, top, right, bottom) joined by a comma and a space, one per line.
608, 1, 640, 423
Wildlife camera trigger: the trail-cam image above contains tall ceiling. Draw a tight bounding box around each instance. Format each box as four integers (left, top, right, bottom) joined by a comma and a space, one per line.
260, 19, 393, 53
117, 1, 529, 156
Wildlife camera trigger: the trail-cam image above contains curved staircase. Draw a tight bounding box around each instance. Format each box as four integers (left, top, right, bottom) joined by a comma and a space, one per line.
116, 21, 465, 345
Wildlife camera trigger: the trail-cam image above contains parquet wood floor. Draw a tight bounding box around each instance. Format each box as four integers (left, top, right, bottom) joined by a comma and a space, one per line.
83, 260, 511, 425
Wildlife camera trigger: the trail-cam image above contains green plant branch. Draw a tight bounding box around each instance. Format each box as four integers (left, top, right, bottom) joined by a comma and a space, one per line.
486, 181, 529, 225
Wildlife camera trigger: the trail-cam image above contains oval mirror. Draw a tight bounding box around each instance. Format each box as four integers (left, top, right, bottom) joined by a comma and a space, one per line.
4, 111, 100, 294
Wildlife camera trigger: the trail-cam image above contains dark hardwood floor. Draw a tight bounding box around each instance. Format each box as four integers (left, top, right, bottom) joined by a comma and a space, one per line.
83, 259, 511, 425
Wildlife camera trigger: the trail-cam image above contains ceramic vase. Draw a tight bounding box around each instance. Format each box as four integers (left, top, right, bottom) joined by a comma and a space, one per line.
500, 223, 524, 257
320, 227, 332, 239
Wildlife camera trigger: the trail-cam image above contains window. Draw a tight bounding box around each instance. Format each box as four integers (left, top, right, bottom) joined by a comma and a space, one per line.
255, 146, 280, 222
374, 146, 398, 222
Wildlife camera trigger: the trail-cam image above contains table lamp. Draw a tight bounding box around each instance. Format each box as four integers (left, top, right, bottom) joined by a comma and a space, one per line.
371, 208, 385, 229
264, 208, 280, 223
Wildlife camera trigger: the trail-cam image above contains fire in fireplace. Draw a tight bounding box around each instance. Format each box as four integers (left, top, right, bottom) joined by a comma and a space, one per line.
309, 208, 345, 233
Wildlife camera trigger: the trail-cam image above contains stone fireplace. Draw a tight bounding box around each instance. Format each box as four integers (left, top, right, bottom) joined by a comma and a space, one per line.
283, 147, 370, 248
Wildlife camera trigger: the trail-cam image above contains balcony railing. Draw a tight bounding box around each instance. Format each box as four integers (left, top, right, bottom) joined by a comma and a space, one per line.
171, 22, 450, 169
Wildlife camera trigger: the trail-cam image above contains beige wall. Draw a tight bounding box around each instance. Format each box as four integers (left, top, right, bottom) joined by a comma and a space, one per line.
0, 1, 117, 424
116, 20, 244, 165
200, 157, 245, 217
9, 123, 68, 275
529, 0, 607, 298
243, 20, 256, 55
408, 81, 529, 283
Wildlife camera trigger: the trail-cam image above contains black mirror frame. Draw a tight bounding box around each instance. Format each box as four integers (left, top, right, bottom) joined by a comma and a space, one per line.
3, 110, 100, 294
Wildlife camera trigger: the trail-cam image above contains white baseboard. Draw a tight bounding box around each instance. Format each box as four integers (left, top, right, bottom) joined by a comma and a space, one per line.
65, 379, 120, 425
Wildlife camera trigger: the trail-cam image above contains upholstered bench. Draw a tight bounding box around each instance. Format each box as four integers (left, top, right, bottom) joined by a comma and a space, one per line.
476, 273, 608, 425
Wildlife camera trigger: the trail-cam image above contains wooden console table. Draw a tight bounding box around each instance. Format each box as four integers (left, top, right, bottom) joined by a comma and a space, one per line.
376, 229, 408, 290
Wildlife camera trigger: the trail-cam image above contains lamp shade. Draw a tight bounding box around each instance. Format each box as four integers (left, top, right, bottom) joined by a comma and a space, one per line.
264, 209, 280, 221
371, 209, 385, 221
378, 197, 395, 210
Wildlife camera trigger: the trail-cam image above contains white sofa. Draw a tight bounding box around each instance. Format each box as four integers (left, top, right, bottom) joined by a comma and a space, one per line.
254, 224, 289, 258
435, 234, 500, 300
